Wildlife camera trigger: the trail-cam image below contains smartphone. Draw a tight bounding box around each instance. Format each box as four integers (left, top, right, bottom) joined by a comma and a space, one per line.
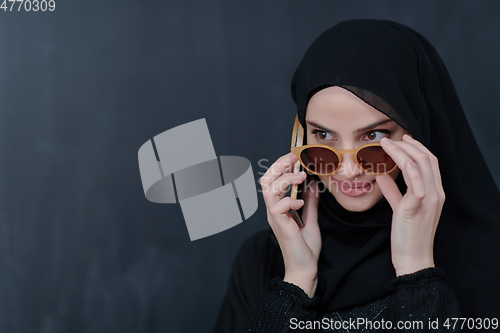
287, 160, 305, 227
288, 115, 306, 227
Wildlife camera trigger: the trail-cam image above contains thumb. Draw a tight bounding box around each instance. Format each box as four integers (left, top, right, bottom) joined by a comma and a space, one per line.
376, 174, 402, 211
302, 177, 319, 223
301, 177, 321, 255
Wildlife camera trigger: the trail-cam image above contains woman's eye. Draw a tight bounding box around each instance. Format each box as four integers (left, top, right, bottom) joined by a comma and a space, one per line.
362, 130, 390, 142
312, 129, 334, 141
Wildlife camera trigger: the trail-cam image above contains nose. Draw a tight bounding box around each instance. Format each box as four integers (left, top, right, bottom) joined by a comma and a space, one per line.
337, 153, 363, 178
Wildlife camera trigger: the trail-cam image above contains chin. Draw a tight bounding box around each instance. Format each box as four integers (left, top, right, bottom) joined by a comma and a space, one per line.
329, 184, 384, 212
334, 196, 379, 212
337, 199, 375, 212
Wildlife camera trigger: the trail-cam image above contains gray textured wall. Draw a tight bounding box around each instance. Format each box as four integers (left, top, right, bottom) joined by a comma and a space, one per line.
0, 1, 498, 332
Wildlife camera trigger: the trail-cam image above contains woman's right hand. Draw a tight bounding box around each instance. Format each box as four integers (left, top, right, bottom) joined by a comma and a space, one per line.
259, 152, 321, 298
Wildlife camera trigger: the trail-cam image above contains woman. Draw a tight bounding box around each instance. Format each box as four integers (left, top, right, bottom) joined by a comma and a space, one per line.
214, 19, 500, 332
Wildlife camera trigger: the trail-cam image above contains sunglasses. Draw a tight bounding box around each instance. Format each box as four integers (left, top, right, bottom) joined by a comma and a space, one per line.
290, 115, 400, 178
287, 115, 404, 227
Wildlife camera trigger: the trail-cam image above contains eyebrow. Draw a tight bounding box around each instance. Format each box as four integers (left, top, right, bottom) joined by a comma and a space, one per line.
306, 118, 393, 134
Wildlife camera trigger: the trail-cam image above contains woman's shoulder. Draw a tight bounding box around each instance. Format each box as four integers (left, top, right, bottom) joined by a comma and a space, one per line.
233, 228, 284, 279
436, 211, 500, 317
240, 228, 279, 253
236, 228, 280, 263
213, 229, 284, 332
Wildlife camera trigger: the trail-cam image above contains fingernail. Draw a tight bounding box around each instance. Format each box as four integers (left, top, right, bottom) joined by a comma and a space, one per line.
381, 137, 391, 145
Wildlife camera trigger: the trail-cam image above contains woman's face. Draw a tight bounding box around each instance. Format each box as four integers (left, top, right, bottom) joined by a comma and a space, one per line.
305, 86, 408, 212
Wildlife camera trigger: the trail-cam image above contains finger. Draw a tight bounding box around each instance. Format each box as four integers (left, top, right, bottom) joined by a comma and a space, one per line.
403, 134, 445, 198
301, 178, 319, 225
300, 178, 321, 256
396, 160, 426, 214
404, 160, 426, 200
269, 197, 306, 237
260, 152, 298, 187
375, 174, 403, 210
271, 197, 305, 217
380, 138, 419, 197
401, 136, 445, 229
264, 172, 307, 206
389, 139, 436, 193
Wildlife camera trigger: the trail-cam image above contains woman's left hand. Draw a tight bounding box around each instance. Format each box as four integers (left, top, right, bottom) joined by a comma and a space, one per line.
375, 134, 446, 277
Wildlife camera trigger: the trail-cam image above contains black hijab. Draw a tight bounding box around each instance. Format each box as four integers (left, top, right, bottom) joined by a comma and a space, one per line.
291, 19, 500, 316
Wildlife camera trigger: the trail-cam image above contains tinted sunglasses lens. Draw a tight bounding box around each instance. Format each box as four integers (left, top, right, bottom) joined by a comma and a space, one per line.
357, 146, 396, 174
300, 147, 339, 174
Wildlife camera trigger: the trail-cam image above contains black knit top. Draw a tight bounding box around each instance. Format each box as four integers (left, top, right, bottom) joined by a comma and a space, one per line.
247, 267, 460, 332
214, 229, 461, 333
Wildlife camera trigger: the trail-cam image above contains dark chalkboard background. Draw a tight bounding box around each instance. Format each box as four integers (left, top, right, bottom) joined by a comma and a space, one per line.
0, 1, 499, 332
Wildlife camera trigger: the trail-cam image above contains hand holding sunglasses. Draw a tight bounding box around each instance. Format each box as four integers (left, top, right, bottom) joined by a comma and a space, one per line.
288, 114, 444, 277
375, 134, 445, 276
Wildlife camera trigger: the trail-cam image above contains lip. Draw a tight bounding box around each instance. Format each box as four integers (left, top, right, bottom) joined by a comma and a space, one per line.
331, 178, 376, 197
